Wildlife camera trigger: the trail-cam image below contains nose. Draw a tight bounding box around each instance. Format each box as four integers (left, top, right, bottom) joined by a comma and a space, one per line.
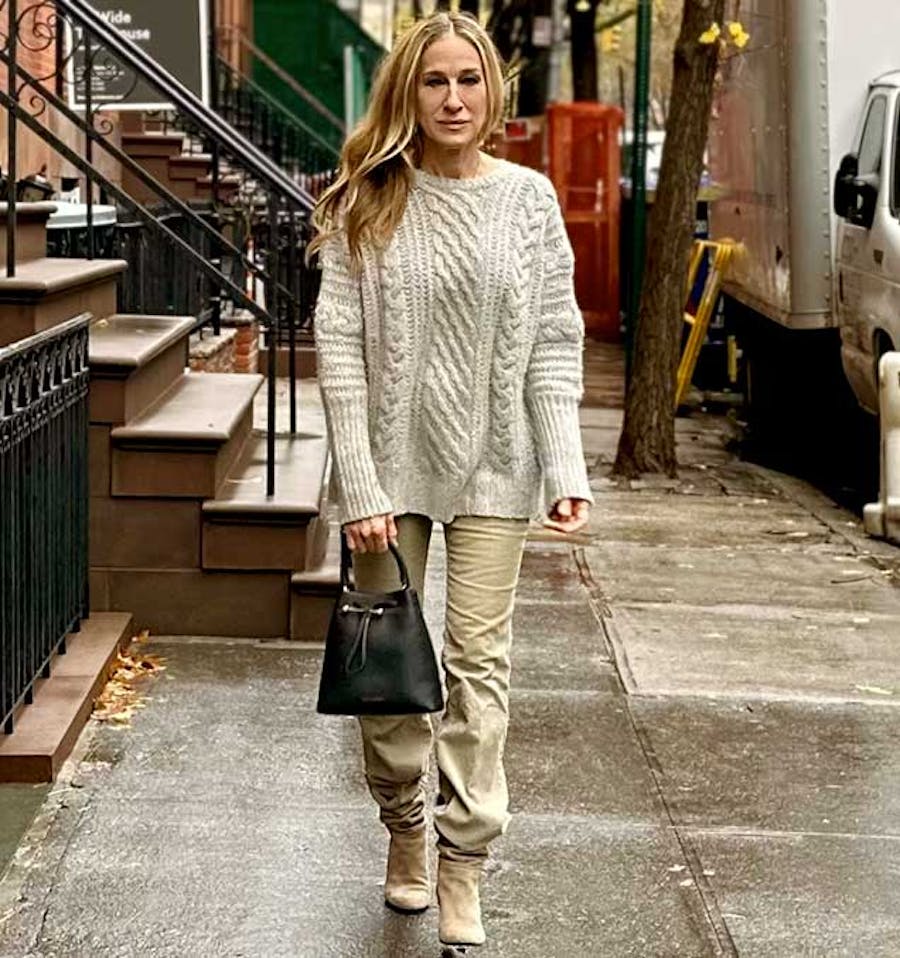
444, 81, 463, 112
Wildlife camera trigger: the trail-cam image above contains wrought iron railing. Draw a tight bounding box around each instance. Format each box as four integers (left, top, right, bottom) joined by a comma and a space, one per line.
0, 312, 90, 735
216, 24, 346, 154
0, 0, 322, 491
214, 54, 339, 199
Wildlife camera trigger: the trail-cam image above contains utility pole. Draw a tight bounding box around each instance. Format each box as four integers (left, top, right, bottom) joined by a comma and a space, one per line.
625, 0, 651, 384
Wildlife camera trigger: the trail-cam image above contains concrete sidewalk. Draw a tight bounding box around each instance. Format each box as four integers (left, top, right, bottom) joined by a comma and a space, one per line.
2, 343, 900, 956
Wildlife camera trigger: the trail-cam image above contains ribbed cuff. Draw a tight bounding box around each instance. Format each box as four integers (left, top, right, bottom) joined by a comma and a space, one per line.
324, 396, 394, 524
528, 392, 594, 513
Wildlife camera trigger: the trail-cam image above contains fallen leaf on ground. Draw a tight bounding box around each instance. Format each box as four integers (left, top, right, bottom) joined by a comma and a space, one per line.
93, 639, 166, 726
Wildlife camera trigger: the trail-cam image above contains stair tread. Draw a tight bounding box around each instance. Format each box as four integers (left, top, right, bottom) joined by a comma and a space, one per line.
291, 556, 340, 588
121, 132, 185, 155
170, 153, 212, 163
291, 526, 341, 588
196, 172, 241, 184
168, 155, 213, 179
204, 431, 329, 518
0, 612, 133, 782
0, 201, 58, 221
0, 257, 127, 292
89, 314, 194, 370
111, 372, 262, 444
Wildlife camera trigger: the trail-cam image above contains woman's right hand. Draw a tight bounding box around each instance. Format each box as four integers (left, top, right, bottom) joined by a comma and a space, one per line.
344, 513, 397, 554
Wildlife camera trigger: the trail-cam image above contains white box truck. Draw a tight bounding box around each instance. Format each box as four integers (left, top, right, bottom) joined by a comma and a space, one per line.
708, 0, 900, 476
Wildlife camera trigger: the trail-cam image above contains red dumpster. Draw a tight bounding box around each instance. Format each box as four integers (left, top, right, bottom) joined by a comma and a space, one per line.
547, 102, 624, 340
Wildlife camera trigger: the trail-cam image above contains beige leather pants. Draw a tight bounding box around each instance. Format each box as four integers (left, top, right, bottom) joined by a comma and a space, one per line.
353, 514, 528, 861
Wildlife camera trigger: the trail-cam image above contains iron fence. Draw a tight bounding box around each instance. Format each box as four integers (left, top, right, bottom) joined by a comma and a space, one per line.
0, 313, 90, 735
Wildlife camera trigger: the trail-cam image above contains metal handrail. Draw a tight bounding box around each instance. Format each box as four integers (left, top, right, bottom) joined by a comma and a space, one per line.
0, 63, 285, 326
57, 0, 314, 213
217, 24, 345, 139
216, 54, 339, 159
1, 0, 324, 494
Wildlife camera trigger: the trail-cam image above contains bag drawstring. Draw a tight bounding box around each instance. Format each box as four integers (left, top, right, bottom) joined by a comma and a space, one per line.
342, 603, 386, 675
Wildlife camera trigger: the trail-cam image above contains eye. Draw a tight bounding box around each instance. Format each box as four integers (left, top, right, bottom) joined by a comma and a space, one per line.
424, 77, 446, 87
460, 75, 481, 86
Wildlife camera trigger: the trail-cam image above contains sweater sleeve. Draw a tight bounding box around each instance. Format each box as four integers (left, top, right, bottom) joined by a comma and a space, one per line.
525, 193, 595, 513
313, 236, 393, 524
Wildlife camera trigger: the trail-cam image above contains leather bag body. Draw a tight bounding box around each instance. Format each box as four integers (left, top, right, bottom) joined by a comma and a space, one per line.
316, 537, 444, 715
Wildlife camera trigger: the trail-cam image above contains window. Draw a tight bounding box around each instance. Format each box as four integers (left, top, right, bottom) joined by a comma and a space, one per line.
858, 95, 887, 176
892, 99, 900, 215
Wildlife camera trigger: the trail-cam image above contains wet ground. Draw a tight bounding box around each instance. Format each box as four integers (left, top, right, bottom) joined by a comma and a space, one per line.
2, 342, 899, 956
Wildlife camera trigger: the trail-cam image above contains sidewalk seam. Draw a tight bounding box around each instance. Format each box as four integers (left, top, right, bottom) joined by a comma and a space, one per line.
574, 546, 738, 957
573, 546, 636, 694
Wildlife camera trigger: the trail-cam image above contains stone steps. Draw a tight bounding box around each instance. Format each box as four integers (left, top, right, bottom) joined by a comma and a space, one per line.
0, 613, 134, 782
110, 371, 262, 499
0, 257, 125, 347
89, 314, 194, 424
290, 523, 342, 643
202, 431, 330, 571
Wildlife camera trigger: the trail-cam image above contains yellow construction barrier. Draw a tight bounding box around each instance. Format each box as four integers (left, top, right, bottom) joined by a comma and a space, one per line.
675, 239, 735, 409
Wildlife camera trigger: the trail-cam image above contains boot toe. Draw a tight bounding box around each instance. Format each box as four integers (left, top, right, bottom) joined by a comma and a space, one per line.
385, 887, 431, 913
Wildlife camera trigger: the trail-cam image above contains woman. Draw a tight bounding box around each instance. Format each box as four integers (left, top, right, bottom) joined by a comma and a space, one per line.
310, 11, 592, 948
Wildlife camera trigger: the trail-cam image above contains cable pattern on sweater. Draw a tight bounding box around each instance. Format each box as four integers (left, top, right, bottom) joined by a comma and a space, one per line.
419, 188, 486, 484
313, 160, 593, 525
486, 177, 547, 471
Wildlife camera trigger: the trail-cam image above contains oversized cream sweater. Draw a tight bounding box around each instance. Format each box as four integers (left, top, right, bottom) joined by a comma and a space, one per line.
314, 158, 594, 525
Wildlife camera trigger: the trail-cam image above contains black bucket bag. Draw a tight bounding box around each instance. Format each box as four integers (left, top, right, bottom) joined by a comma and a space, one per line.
316, 535, 444, 715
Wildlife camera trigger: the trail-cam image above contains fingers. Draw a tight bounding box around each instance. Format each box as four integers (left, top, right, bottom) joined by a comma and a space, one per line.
554, 498, 573, 520
344, 513, 395, 554
546, 498, 591, 534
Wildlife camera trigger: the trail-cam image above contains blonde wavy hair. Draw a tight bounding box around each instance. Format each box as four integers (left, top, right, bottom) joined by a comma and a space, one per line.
309, 12, 506, 267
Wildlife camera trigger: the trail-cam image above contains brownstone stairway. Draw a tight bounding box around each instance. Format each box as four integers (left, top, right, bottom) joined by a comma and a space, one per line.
88, 312, 334, 639
0, 177, 337, 644
0, 205, 336, 760
121, 132, 241, 205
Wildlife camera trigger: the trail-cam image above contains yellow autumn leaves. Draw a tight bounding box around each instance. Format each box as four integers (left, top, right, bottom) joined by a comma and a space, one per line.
700, 21, 750, 49
93, 632, 166, 726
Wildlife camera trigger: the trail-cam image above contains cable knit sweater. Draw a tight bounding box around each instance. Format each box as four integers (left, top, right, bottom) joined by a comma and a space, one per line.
314, 158, 594, 525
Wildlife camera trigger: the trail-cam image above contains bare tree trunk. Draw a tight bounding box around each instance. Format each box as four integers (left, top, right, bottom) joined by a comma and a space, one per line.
612, 0, 724, 477
568, 0, 600, 101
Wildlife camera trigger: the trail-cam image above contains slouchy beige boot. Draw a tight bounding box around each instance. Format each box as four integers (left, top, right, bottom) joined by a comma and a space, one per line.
437, 858, 486, 946
384, 827, 431, 913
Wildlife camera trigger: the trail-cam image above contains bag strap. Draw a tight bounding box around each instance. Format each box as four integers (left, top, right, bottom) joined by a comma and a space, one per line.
340, 531, 411, 592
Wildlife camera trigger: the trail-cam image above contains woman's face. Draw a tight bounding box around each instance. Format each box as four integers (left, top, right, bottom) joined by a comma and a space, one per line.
416, 34, 487, 153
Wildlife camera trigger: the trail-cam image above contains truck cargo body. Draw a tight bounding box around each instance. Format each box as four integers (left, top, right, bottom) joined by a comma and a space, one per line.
709, 0, 900, 429
710, 0, 900, 329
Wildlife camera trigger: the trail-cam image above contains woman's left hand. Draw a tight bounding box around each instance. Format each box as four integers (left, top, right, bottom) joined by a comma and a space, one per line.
545, 498, 591, 534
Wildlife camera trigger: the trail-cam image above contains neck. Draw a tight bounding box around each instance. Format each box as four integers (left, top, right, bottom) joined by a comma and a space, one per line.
419, 144, 483, 179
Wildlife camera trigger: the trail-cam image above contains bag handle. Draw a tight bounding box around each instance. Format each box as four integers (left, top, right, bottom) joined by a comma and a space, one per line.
340, 530, 411, 592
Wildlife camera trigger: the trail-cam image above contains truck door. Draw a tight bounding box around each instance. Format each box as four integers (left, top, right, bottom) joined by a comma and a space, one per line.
836, 89, 900, 413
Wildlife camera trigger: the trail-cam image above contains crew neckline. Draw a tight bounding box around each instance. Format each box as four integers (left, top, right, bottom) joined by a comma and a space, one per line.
413, 157, 514, 191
